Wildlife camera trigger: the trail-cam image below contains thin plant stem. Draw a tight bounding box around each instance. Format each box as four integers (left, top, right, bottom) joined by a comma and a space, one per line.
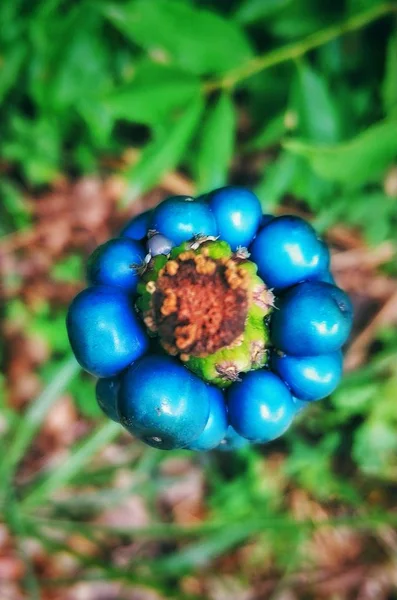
5, 490, 41, 600
205, 2, 397, 92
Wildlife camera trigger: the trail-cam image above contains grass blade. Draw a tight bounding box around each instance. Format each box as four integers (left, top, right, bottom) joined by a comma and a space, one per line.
0, 355, 80, 499
22, 421, 120, 509
5, 489, 41, 600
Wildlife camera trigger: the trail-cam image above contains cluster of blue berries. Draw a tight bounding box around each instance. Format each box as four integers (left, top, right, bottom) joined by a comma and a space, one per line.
67, 187, 353, 451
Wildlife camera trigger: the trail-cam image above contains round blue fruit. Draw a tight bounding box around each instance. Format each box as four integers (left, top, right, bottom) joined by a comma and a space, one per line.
96, 376, 121, 422
66, 285, 149, 377
86, 238, 145, 293
118, 355, 211, 450
208, 186, 262, 250
271, 350, 343, 401
318, 270, 336, 285
311, 240, 334, 283
318, 239, 331, 270
250, 216, 328, 290
151, 196, 217, 246
227, 370, 296, 442
291, 396, 309, 413
217, 425, 251, 452
259, 214, 274, 229
271, 281, 353, 356
187, 386, 228, 451
120, 210, 152, 240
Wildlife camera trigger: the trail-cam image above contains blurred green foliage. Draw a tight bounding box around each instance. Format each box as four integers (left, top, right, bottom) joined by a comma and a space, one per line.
2, 0, 397, 596
1, 0, 396, 232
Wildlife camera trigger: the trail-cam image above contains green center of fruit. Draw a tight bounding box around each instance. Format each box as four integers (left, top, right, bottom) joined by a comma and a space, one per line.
136, 238, 274, 387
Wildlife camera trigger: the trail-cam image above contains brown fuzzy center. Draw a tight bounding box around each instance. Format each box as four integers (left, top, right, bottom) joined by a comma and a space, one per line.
146, 251, 249, 358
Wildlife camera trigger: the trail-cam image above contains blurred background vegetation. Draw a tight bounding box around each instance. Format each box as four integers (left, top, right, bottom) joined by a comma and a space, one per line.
1, 0, 397, 598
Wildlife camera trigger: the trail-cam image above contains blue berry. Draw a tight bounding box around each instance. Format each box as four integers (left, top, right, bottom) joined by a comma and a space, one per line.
121, 210, 152, 240
250, 216, 328, 290
86, 238, 145, 293
271, 281, 353, 356
96, 376, 120, 422
217, 425, 251, 451
310, 240, 334, 283
271, 350, 343, 401
186, 386, 228, 451
318, 270, 336, 285
152, 196, 217, 246
291, 396, 309, 413
227, 370, 296, 442
118, 355, 211, 450
66, 185, 352, 453
208, 186, 262, 250
259, 214, 274, 229
147, 233, 174, 257
318, 239, 331, 270
66, 285, 149, 377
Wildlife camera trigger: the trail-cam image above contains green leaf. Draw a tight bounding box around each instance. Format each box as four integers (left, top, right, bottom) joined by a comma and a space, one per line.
351, 375, 397, 480
125, 97, 203, 201
382, 31, 397, 117
233, 0, 293, 24
288, 157, 334, 209
153, 521, 261, 575
105, 61, 200, 126
285, 432, 346, 500
255, 151, 300, 208
0, 44, 26, 103
347, 0, 385, 14
104, 0, 253, 75
343, 192, 396, 244
284, 117, 397, 189
265, 0, 330, 39
196, 93, 235, 193
69, 373, 102, 419
0, 179, 30, 234
332, 381, 378, 417
247, 112, 286, 151
49, 23, 110, 110
28, 308, 71, 355
292, 61, 341, 143
3, 116, 61, 184
353, 419, 397, 478
52, 255, 83, 282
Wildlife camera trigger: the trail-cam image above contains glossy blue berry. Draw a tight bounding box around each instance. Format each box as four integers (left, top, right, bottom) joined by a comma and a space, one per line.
147, 233, 174, 257
208, 186, 262, 250
250, 216, 328, 290
152, 196, 217, 246
259, 214, 274, 229
217, 425, 251, 451
96, 376, 120, 422
318, 270, 336, 285
66, 285, 149, 377
118, 355, 211, 450
121, 210, 152, 240
318, 239, 331, 270
227, 370, 296, 442
291, 396, 309, 413
186, 386, 228, 451
271, 281, 353, 356
271, 350, 343, 401
86, 238, 145, 293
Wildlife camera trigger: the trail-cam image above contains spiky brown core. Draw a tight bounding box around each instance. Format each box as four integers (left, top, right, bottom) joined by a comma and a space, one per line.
144, 250, 249, 358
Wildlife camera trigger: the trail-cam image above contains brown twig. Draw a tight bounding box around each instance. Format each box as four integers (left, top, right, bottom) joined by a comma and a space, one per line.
332, 242, 395, 270
345, 288, 397, 371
